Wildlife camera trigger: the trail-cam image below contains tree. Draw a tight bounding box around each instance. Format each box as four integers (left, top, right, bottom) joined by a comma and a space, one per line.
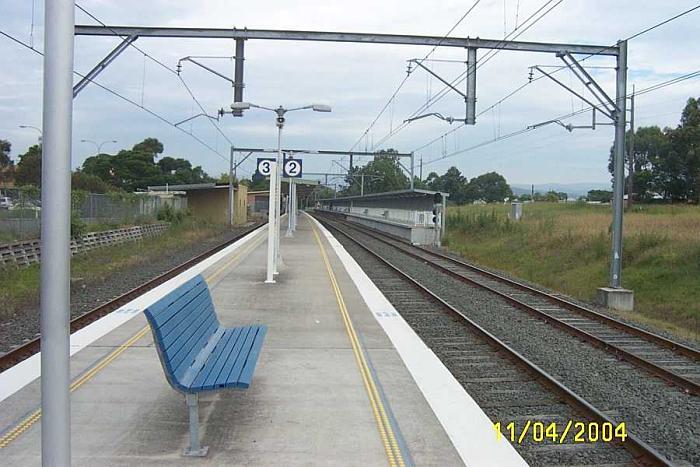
342, 149, 409, 196
464, 172, 513, 203
608, 97, 700, 202
0, 140, 11, 167
15, 144, 42, 186
587, 189, 613, 203
132, 138, 164, 159
0, 139, 14, 185
72, 170, 113, 193
82, 138, 213, 191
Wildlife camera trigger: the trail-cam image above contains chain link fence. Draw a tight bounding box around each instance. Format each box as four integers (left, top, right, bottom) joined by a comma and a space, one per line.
0, 189, 187, 241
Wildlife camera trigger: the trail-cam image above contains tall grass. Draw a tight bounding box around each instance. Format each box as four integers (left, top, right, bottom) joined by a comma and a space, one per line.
445, 203, 700, 339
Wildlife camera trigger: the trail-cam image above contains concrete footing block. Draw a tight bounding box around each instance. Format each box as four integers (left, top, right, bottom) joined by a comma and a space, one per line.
596, 287, 634, 312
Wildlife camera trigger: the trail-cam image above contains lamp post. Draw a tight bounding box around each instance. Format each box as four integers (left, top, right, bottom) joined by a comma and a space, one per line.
229, 102, 331, 282
80, 139, 117, 154
19, 125, 43, 144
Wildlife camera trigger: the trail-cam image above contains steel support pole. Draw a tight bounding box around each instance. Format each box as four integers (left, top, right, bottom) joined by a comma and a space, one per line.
232, 39, 245, 116
41, 0, 74, 465
466, 47, 477, 125
627, 86, 635, 209
410, 152, 415, 189
265, 161, 277, 283
229, 146, 234, 227
610, 40, 627, 288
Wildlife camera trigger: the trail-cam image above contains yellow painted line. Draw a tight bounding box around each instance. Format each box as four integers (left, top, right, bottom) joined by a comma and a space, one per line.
0, 326, 150, 449
0, 229, 264, 449
311, 223, 406, 467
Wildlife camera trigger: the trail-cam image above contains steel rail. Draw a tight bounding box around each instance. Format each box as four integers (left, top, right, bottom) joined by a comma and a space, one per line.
326, 214, 699, 396
0, 222, 265, 372
316, 214, 670, 466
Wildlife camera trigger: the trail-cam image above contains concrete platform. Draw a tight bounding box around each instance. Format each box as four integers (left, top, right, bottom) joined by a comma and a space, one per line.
0, 215, 506, 466
0, 215, 528, 466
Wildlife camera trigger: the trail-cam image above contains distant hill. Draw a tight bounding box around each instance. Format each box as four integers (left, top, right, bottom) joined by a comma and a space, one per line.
511, 182, 612, 198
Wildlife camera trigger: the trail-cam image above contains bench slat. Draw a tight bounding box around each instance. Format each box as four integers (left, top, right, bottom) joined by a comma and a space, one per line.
191, 327, 242, 389
216, 326, 259, 389
237, 327, 268, 388
172, 315, 219, 380
205, 326, 255, 390
158, 286, 210, 341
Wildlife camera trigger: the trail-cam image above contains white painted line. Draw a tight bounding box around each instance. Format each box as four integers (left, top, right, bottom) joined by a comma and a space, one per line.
307, 214, 527, 467
0, 225, 265, 403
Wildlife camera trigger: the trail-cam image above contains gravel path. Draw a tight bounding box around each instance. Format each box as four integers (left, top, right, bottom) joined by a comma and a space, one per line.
327, 219, 700, 466
0, 226, 254, 355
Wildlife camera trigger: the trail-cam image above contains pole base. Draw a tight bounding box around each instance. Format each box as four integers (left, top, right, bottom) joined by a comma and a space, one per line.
264, 279, 276, 284
183, 446, 209, 457
596, 287, 634, 312
284, 230, 294, 238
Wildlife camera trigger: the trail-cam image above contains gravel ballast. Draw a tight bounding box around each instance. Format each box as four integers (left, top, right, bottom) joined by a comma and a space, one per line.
325, 218, 700, 465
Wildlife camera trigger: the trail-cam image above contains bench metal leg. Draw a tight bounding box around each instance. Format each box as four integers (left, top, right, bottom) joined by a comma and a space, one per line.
183, 393, 209, 457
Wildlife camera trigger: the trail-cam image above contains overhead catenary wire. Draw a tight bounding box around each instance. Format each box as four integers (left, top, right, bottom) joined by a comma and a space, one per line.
422, 68, 700, 167
0, 28, 230, 164
410, 3, 700, 156
348, 0, 483, 152
372, 0, 563, 149
73, 3, 245, 171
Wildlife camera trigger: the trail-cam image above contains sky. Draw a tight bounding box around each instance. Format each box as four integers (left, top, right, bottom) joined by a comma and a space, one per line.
1, 0, 698, 188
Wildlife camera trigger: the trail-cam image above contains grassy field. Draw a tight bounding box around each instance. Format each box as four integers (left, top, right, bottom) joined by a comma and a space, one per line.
444, 202, 700, 341
0, 221, 230, 320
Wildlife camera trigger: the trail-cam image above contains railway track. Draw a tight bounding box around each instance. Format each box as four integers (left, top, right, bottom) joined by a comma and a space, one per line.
0, 222, 264, 372
314, 214, 671, 466
322, 213, 700, 396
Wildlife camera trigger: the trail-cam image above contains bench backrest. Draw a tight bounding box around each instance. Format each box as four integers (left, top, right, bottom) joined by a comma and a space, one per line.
143, 275, 220, 391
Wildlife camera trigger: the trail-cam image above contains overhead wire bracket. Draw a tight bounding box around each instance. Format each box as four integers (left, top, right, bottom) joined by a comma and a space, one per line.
73, 34, 138, 97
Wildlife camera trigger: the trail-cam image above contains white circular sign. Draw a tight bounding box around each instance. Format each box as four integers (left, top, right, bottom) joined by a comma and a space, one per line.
284, 159, 302, 177
257, 159, 274, 176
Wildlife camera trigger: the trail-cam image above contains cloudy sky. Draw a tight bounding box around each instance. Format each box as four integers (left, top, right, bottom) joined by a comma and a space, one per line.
1, 0, 698, 188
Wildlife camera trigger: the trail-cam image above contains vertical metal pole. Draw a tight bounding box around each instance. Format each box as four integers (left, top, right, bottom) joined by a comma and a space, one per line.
291, 182, 297, 231
466, 47, 477, 125
285, 179, 293, 237
361, 174, 365, 196
610, 40, 627, 289
627, 85, 635, 209
229, 146, 234, 227
183, 393, 208, 456
419, 156, 423, 181
274, 125, 283, 274
232, 39, 245, 116
265, 161, 277, 283
41, 0, 73, 464
410, 153, 415, 189
441, 194, 447, 241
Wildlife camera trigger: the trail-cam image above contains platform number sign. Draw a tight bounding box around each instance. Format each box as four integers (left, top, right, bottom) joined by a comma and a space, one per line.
284, 158, 303, 178
256, 158, 276, 177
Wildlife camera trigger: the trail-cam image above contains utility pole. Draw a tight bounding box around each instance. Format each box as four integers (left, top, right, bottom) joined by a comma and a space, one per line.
360, 174, 365, 196
419, 156, 423, 181
41, 0, 74, 464
627, 85, 635, 209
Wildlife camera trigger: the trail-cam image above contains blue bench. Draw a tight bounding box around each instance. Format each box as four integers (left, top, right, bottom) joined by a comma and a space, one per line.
143, 274, 267, 457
